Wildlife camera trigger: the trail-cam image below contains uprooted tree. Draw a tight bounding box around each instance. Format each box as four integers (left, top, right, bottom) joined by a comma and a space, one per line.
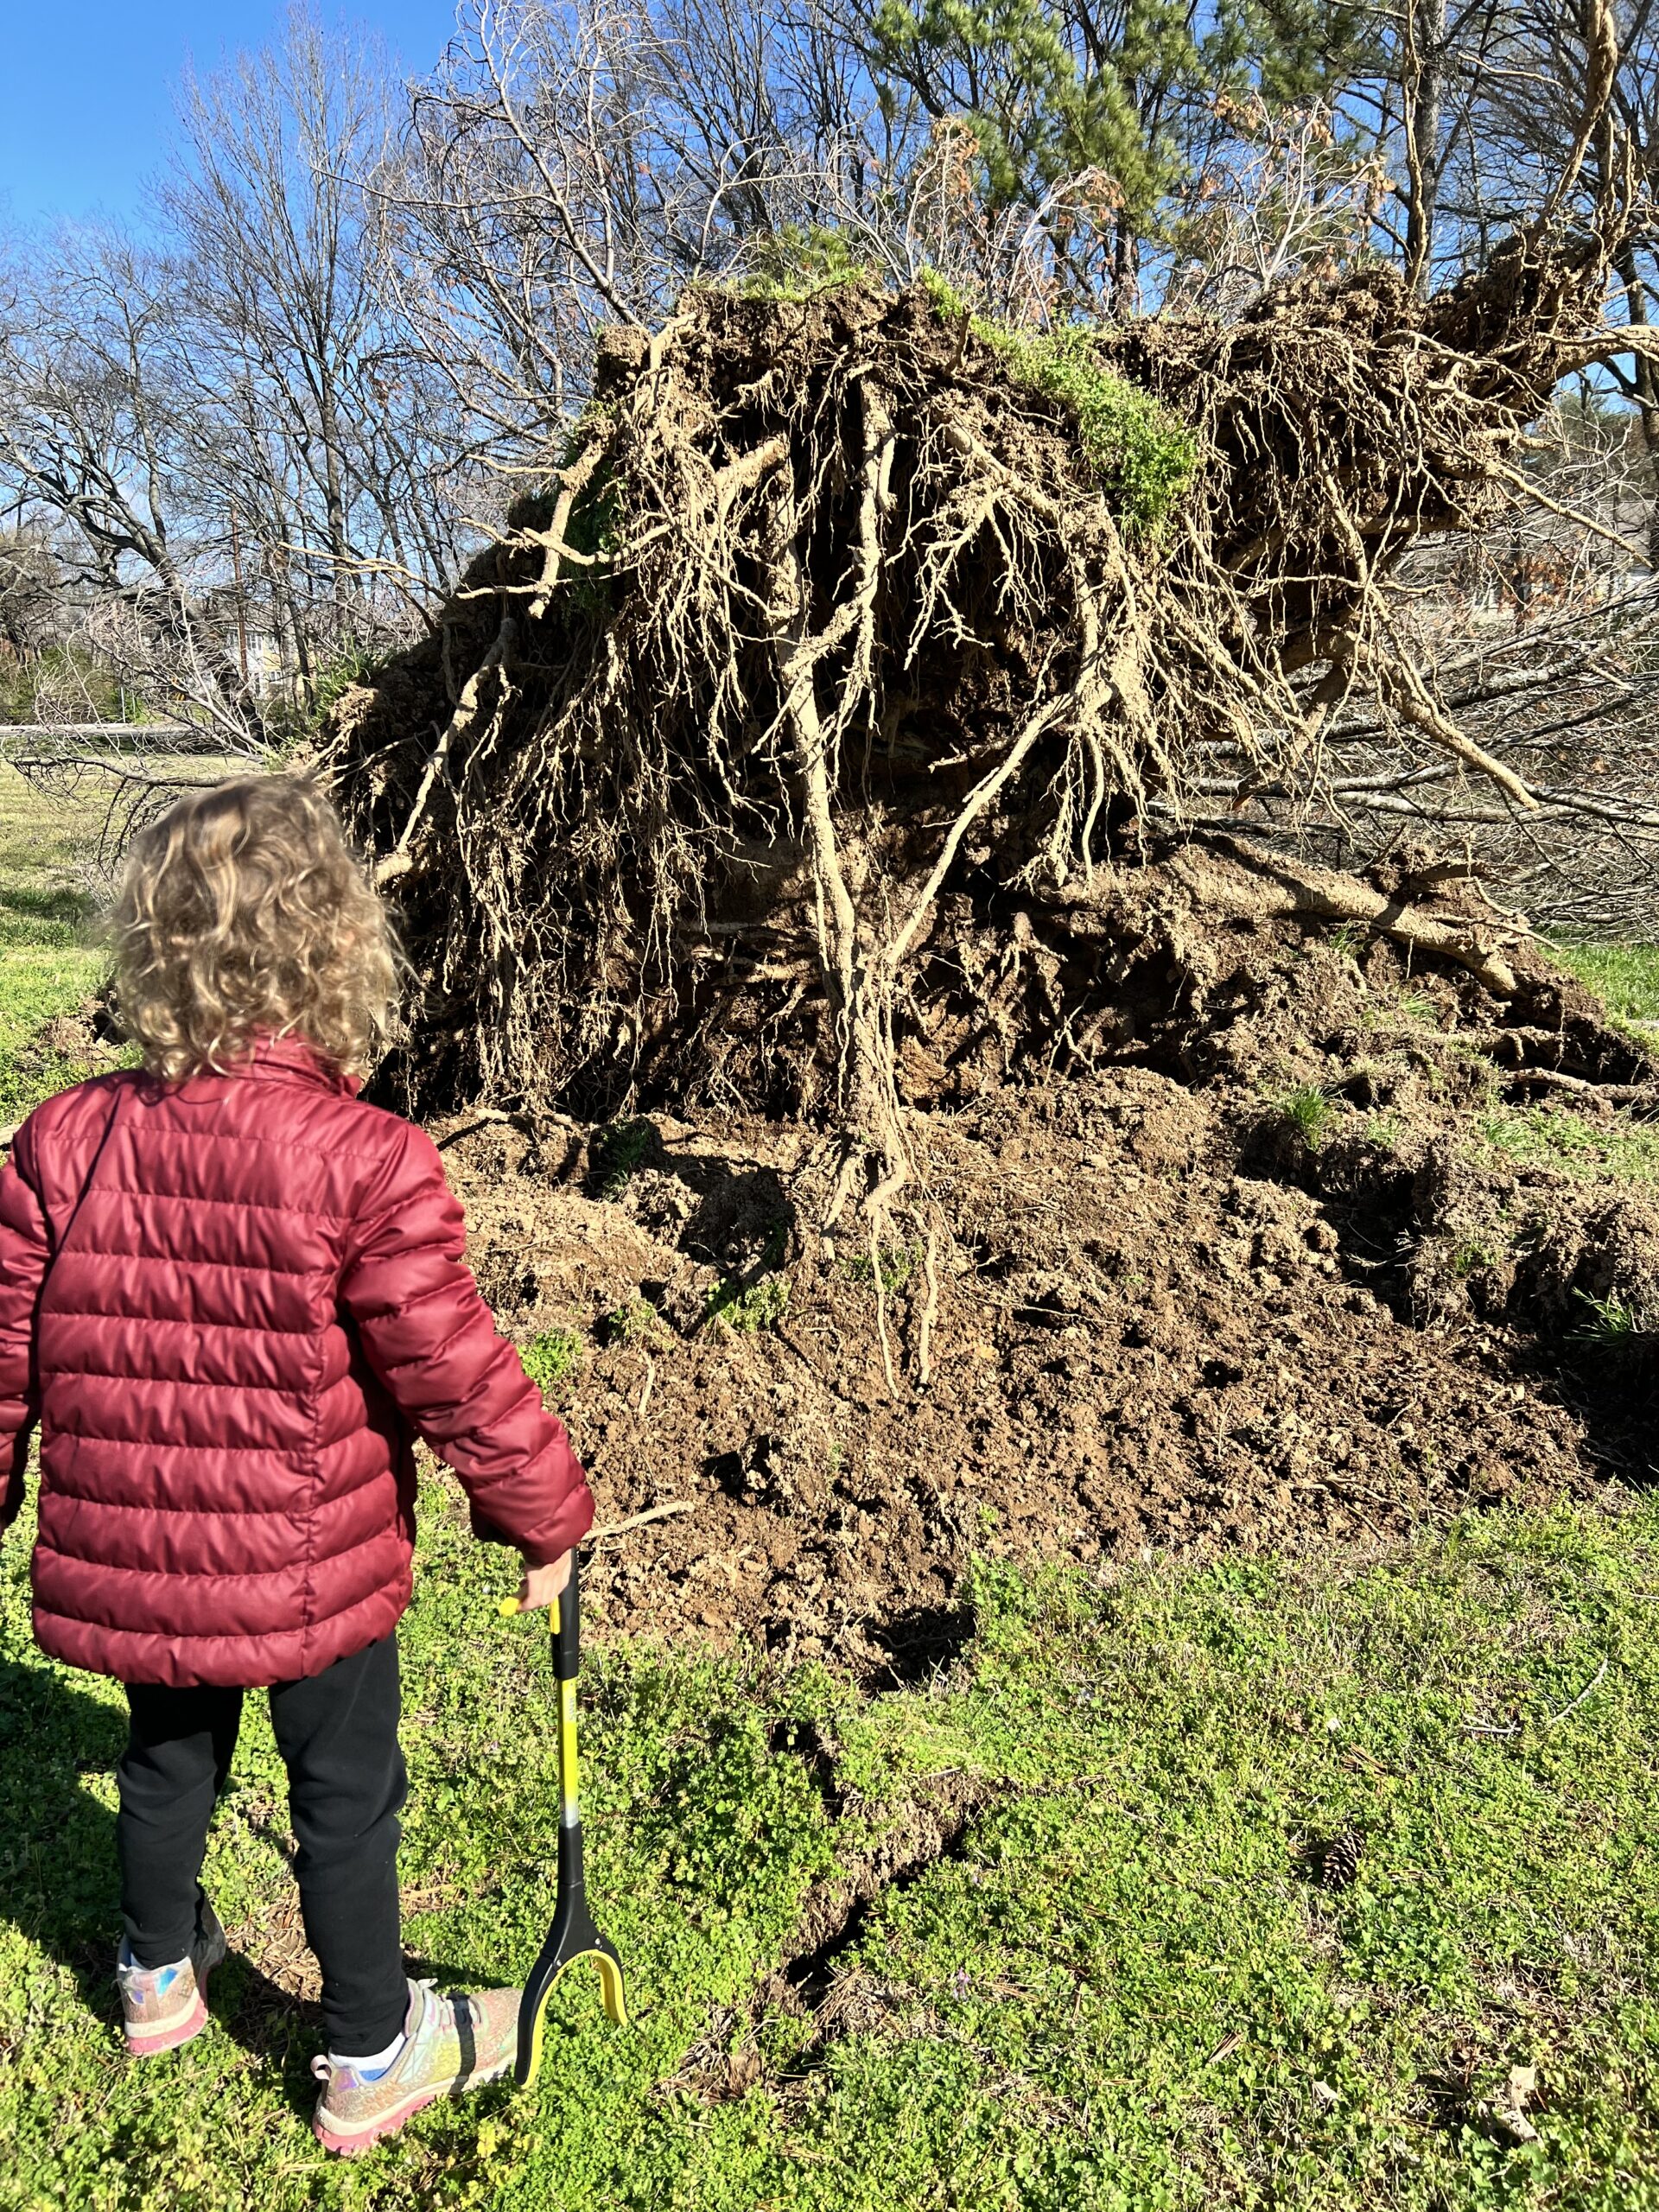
326, 46, 1659, 1375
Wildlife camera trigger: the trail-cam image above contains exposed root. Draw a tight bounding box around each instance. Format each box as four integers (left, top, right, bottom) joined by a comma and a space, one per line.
327, 226, 1637, 1355
1177, 836, 1525, 997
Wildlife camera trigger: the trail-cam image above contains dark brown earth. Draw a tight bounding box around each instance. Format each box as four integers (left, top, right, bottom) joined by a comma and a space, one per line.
429, 854, 1656, 1681
26, 851, 1649, 1682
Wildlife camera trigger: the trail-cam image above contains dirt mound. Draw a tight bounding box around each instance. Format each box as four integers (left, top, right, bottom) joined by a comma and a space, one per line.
435, 857, 1653, 1677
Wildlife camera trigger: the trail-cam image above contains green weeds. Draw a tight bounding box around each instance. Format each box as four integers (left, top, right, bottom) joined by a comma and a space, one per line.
590, 1117, 655, 1199
705, 1272, 791, 1332
603, 1296, 662, 1345
1573, 1288, 1647, 1346
839, 1240, 920, 1293
1359, 987, 1440, 1033
1452, 1236, 1499, 1278
922, 270, 1197, 533
518, 1329, 584, 1396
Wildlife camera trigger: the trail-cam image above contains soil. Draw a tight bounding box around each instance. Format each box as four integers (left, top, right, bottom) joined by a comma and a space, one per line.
430, 852, 1656, 1681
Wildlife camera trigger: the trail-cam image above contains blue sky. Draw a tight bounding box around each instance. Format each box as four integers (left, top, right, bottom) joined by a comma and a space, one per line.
0, 2, 461, 227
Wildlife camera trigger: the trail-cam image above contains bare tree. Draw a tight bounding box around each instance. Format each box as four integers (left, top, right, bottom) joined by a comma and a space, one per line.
0, 230, 188, 597
166, 6, 466, 652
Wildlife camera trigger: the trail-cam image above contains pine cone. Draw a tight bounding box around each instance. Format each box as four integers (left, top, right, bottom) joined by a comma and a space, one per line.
1319, 1828, 1364, 1890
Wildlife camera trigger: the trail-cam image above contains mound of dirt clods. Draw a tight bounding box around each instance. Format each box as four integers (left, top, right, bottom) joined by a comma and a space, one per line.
434, 849, 1656, 1680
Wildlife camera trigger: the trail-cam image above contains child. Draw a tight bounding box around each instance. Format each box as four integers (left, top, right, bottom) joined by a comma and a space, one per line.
0, 775, 593, 2156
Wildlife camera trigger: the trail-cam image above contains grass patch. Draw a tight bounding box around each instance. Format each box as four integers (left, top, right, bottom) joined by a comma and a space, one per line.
3, 1494, 1659, 2204
1358, 988, 1440, 1034
602, 1297, 662, 1346
1573, 1289, 1648, 1347
1274, 1082, 1335, 1147
0, 761, 118, 1120
921, 270, 1197, 534
0, 759, 100, 944
839, 1240, 920, 1293
1478, 1104, 1659, 1184
1452, 1236, 1499, 1278
1548, 940, 1659, 1031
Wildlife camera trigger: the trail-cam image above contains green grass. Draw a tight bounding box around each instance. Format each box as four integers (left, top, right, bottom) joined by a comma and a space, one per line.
0, 761, 114, 1121
1478, 1104, 1659, 1184
1572, 1289, 1648, 1345
839, 1241, 920, 1294
0, 760, 100, 939
3, 1491, 1659, 2207
1452, 1236, 1499, 1278
1547, 942, 1659, 1032
602, 1297, 662, 1346
1274, 1083, 1335, 1147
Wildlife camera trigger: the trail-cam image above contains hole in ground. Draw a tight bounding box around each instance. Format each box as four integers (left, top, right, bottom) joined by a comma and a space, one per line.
863, 1603, 975, 1687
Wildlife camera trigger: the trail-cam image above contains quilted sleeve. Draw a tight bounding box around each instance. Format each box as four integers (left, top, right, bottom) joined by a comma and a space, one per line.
339, 1119, 594, 1566
0, 1121, 52, 1535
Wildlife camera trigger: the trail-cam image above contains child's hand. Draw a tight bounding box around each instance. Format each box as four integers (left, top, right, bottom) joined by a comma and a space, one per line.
514, 1551, 575, 1612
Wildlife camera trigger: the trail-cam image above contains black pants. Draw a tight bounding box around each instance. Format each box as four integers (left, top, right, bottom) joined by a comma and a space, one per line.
117, 1631, 409, 2055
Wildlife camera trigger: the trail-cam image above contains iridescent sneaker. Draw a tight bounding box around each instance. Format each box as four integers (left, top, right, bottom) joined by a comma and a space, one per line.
117, 1897, 227, 2057
310, 1978, 519, 2157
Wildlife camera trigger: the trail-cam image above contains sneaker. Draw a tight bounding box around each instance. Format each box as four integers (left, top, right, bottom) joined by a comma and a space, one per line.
310, 1978, 519, 2157
117, 1897, 227, 2057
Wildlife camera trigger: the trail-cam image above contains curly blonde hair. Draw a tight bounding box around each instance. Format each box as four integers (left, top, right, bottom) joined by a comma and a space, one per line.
111, 775, 399, 1083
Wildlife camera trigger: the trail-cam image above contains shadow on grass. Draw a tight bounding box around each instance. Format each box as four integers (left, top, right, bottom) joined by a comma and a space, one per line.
0, 882, 96, 927
0, 1651, 507, 2124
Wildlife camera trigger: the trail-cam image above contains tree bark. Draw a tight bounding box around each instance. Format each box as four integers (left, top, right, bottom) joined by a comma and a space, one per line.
1404, 0, 1448, 298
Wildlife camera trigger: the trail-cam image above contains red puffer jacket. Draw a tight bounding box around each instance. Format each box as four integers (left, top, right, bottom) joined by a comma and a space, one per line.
0, 1038, 592, 1688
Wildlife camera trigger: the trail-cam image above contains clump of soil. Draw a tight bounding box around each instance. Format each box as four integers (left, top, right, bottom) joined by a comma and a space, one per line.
437, 853, 1654, 1680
